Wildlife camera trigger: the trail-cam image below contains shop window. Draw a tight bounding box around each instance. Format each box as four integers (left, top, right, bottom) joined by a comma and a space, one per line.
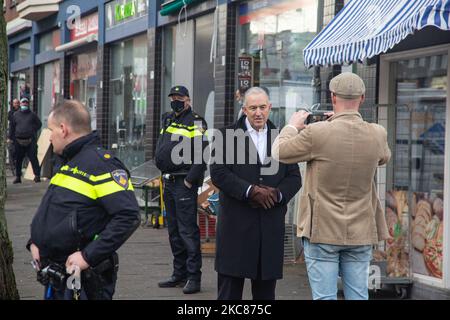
384, 53, 447, 280
70, 51, 98, 130
38, 29, 60, 53
237, 0, 319, 127
12, 40, 31, 62
37, 60, 60, 128
161, 14, 215, 128
108, 34, 148, 169
11, 70, 31, 101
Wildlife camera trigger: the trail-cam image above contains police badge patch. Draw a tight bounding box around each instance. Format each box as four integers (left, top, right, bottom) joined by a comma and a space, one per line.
112, 170, 129, 189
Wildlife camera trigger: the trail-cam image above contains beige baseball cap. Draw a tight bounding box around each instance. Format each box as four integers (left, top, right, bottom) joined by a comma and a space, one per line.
329, 72, 365, 99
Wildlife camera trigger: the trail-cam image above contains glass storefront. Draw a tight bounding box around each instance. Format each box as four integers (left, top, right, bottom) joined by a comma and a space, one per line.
38, 29, 60, 53
236, 0, 318, 127
37, 60, 60, 128
161, 14, 215, 127
11, 69, 31, 100
385, 53, 447, 280
70, 51, 98, 130
109, 34, 147, 169
12, 40, 31, 62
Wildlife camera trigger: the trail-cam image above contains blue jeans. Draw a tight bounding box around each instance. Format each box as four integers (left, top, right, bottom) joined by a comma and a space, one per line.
302, 237, 372, 300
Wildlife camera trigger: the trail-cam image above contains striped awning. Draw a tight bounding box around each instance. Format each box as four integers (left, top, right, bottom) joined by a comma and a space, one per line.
303, 0, 450, 67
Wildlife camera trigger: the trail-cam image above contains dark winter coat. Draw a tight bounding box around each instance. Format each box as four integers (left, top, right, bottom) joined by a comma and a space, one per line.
210, 116, 301, 280
9, 109, 42, 140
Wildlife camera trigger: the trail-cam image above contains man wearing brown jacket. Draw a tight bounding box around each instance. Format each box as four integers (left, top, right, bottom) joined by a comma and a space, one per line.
272, 72, 391, 300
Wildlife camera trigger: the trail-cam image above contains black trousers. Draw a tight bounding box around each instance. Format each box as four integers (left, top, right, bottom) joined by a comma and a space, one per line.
15, 141, 40, 178
164, 176, 202, 281
217, 273, 277, 300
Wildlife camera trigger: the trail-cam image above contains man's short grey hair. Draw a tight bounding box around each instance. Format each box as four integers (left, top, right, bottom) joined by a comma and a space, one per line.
243, 87, 270, 106
50, 100, 92, 134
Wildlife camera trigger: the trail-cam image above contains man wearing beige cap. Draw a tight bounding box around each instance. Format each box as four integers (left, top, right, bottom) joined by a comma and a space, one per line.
272, 72, 391, 300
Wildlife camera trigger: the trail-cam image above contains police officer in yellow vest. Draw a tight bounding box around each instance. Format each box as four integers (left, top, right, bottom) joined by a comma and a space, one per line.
27, 100, 140, 300
155, 86, 208, 294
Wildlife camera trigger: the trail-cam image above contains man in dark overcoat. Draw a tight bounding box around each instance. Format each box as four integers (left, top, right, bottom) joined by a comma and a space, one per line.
210, 87, 301, 300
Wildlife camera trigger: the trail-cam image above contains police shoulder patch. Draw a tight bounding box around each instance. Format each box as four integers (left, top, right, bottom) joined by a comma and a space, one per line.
112, 170, 129, 189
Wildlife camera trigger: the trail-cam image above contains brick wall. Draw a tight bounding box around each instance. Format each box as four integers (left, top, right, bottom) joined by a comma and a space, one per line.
145, 28, 162, 160
213, 3, 236, 129
4, 0, 24, 23
96, 45, 111, 149
62, 57, 70, 100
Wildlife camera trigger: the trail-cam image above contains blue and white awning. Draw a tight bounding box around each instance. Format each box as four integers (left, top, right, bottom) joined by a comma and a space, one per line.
303, 0, 450, 67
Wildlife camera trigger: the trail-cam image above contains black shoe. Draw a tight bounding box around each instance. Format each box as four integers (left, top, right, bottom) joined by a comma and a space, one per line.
13, 178, 21, 184
182, 280, 201, 294
158, 276, 187, 288
34, 176, 41, 183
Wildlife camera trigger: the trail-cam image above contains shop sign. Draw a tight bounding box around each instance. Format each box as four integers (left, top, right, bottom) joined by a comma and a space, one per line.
115, 1, 136, 22
237, 54, 260, 90
70, 13, 98, 42
106, 0, 148, 28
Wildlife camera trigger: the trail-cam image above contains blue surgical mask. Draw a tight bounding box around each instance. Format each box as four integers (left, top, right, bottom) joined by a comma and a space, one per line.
20, 105, 29, 111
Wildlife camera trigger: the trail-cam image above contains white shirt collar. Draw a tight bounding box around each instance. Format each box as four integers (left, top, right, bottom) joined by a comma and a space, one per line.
245, 117, 268, 134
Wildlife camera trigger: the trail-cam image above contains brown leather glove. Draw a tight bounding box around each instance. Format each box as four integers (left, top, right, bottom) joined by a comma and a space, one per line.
248, 185, 276, 209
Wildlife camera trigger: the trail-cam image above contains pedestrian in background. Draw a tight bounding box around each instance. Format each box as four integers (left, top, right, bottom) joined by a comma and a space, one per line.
273, 72, 391, 300
9, 97, 42, 184
155, 86, 209, 294
8, 98, 20, 124
211, 87, 301, 300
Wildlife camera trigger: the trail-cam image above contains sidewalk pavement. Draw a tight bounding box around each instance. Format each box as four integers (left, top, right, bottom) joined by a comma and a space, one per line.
5, 176, 312, 300
5, 176, 401, 300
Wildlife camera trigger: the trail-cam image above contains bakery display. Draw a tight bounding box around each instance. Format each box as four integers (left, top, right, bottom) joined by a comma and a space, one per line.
410, 193, 444, 279
423, 237, 443, 278
432, 197, 443, 221
377, 189, 443, 280
412, 200, 431, 252
383, 190, 409, 278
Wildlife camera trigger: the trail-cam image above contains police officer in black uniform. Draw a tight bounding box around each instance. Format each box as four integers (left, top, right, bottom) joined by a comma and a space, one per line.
155, 86, 208, 294
27, 100, 140, 300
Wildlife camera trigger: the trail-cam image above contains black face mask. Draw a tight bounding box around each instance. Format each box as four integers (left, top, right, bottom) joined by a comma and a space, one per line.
171, 100, 185, 113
